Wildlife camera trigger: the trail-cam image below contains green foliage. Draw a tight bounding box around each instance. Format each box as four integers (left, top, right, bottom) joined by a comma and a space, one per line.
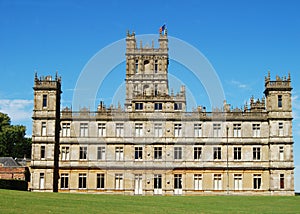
0, 112, 31, 158
0, 189, 299, 214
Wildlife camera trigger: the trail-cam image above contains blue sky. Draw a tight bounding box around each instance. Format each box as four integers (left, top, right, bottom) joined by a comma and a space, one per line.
0, 0, 299, 191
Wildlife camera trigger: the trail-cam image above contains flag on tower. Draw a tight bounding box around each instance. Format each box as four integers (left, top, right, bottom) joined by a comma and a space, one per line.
159, 24, 166, 34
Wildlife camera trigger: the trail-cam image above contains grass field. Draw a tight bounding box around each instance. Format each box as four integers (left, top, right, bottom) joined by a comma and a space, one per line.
0, 189, 299, 214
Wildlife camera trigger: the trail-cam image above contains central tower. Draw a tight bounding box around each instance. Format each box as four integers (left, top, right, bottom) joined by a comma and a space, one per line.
125, 30, 186, 112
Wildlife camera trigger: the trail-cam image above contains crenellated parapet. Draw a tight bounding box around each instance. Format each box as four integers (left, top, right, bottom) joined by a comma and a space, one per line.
264, 71, 291, 93
34, 73, 61, 90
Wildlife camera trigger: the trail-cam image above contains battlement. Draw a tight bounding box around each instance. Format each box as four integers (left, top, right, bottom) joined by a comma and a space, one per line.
34, 73, 61, 90
126, 30, 168, 54
264, 71, 291, 91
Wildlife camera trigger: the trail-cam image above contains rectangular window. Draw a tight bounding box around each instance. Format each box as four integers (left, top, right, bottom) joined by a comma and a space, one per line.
62, 123, 70, 137
115, 147, 124, 161
279, 146, 284, 161
234, 174, 242, 190
42, 94, 47, 107
116, 123, 124, 137
194, 147, 202, 160
214, 174, 222, 190
80, 123, 88, 137
41, 122, 47, 136
154, 147, 162, 160
194, 124, 202, 137
174, 174, 182, 189
174, 124, 182, 137
78, 173, 87, 189
154, 60, 158, 73
154, 174, 162, 190
97, 146, 105, 160
154, 103, 162, 110
154, 84, 158, 96
115, 174, 123, 190
134, 174, 143, 195
174, 147, 182, 160
194, 174, 202, 190
234, 147, 241, 160
61, 146, 70, 160
174, 103, 182, 110
39, 173, 45, 189
280, 174, 284, 189
98, 123, 106, 137
135, 102, 143, 110
278, 122, 284, 136
135, 60, 139, 73
233, 124, 241, 137
252, 124, 261, 137
213, 147, 221, 160
40, 146, 45, 159
97, 173, 105, 189
154, 123, 163, 137
253, 147, 261, 160
60, 173, 69, 189
79, 146, 87, 160
278, 95, 282, 108
213, 123, 221, 137
135, 147, 143, 160
135, 123, 143, 137
253, 174, 262, 190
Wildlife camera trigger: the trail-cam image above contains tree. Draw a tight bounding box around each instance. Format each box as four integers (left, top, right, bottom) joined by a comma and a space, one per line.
0, 112, 31, 158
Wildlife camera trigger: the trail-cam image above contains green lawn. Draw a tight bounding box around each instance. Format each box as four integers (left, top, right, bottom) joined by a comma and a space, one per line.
0, 189, 299, 214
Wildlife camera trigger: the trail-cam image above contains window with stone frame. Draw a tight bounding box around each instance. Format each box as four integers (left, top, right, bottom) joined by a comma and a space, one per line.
60, 173, 69, 189
194, 124, 202, 137
80, 123, 88, 137
253, 147, 261, 160
97, 173, 105, 189
98, 123, 106, 137
62, 123, 70, 137
253, 174, 261, 190
174, 123, 182, 137
213, 123, 221, 137
213, 147, 221, 160
234, 147, 241, 160
194, 146, 202, 160
154, 147, 162, 160
174, 147, 182, 160
252, 124, 261, 137
233, 123, 241, 137
79, 146, 87, 160
78, 173, 87, 189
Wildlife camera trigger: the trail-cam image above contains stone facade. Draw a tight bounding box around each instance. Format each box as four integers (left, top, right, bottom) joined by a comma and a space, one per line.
30, 30, 294, 195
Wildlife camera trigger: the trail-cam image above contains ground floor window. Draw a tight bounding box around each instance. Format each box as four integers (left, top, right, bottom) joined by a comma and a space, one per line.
213, 174, 222, 190
174, 174, 182, 189
97, 173, 105, 189
60, 173, 69, 189
39, 173, 45, 189
234, 174, 242, 190
194, 174, 202, 190
115, 174, 123, 190
78, 173, 87, 189
280, 174, 284, 189
253, 174, 261, 190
